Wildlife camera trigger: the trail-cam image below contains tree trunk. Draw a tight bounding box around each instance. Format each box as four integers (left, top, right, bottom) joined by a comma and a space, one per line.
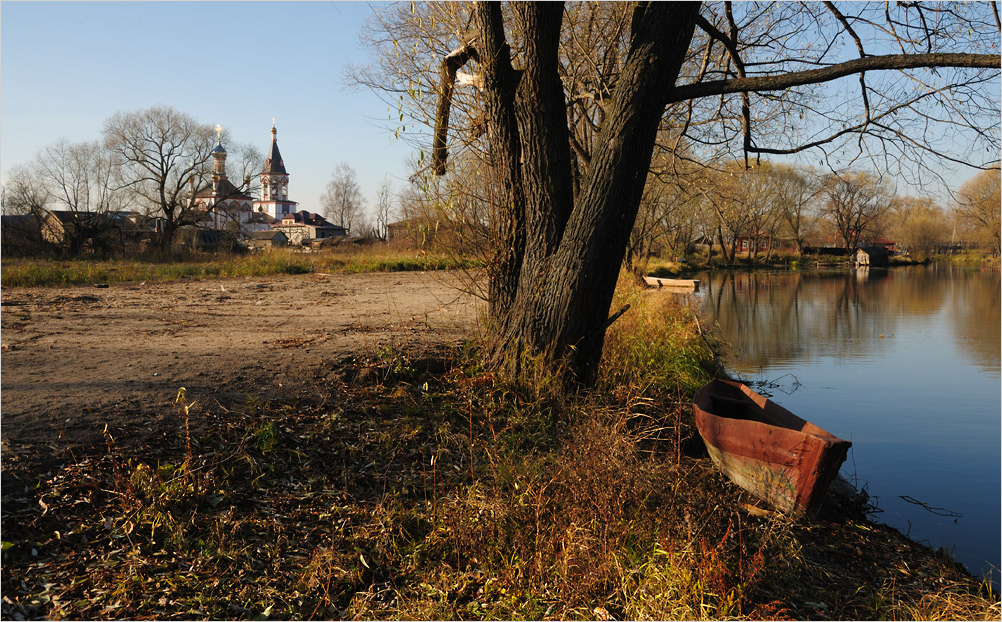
159, 216, 179, 257
486, 2, 699, 385
476, 2, 526, 335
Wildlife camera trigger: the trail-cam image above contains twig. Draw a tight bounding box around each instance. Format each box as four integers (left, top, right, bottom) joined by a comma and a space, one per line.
606, 304, 631, 328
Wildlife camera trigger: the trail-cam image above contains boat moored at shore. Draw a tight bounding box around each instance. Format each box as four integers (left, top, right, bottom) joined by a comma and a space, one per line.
692, 379, 851, 515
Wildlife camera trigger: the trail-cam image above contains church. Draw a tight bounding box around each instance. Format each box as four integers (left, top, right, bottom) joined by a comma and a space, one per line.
192, 123, 346, 244
190, 125, 261, 233
253, 124, 297, 219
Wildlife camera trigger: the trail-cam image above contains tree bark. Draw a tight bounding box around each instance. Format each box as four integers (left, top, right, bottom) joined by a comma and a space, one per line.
420, 1, 998, 387
476, 2, 526, 333
490, 2, 700, 385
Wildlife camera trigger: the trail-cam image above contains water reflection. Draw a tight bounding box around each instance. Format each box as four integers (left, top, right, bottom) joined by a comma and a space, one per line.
946, 267, 1001, 374
701, 266, 999, 374
696, 265, 1001, 579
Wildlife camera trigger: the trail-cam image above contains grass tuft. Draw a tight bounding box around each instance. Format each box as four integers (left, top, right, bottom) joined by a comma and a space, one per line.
600, 271, 722, 398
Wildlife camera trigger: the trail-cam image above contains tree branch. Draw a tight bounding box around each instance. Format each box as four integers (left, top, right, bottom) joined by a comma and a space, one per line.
665, 52, 1000, 104
432, 41, 479, 175
824, 2, 872, 124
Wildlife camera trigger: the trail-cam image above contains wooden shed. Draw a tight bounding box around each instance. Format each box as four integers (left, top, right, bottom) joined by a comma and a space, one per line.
246, 230, 289, 249
855, 246, 889, 267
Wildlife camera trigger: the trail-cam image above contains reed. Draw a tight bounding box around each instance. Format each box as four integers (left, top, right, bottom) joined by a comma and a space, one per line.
599, 270, 721, 397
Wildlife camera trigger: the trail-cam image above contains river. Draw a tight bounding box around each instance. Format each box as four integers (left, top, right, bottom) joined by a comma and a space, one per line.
693, 264, 1000, 580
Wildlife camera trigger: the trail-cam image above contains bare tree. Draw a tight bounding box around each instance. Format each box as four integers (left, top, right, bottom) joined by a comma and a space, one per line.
360, 1, 999, 386
740, 164, 780, 262
701, 164, 752, 264
374, 178, 394, 241
666, 3, 1000, 186
1, 165, 50, 255
953, 167, 1001, 255
770, 164, 821, 254
627, 148, 705, 268
321, 162, 364, 232
1, 166, 49, 216
2, 141, 124, 256
33, 140, 124, 255
889, 195, 948, 260
227, 141, 265, 196
103, 106, 218, 254
822, 171, 891, 253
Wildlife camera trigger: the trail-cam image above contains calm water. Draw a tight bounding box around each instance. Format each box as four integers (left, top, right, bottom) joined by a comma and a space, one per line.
694, 265, 1000, 580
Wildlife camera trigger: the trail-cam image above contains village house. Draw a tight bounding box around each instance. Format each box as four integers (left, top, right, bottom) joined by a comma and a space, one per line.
245, 210, 278, 233
4, 209, 162, 256
386, 217, 430, 245
733, 232, 798, 255
40, 210, 95, 247
273, 210, 347, 245
386, 216, 485, 249
39, 210, 160, 253
245, 230, 289, 249
855, 246, 890, 267
867, 237, 897, 252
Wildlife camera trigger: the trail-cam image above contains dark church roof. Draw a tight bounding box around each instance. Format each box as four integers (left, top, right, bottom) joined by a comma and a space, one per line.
277, 210, 346, 232
194, 178, 254, 201
247, 230, 288, 241
262, 134, 287, 175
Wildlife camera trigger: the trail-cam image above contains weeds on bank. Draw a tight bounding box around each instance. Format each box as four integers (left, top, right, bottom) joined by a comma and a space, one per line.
0, 247, 481, 288
601, 273, 721, 399
2, 281, 996, 620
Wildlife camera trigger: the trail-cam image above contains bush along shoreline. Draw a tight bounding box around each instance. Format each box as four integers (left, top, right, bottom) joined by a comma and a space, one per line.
1, 275, 997, 620
641, 251, 998, 278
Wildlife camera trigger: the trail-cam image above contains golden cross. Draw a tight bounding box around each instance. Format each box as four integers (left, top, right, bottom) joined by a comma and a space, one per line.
215, 124, 223, 142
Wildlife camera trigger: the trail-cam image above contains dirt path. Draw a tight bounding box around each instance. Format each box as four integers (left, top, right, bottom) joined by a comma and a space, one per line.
1, 271, 482, 476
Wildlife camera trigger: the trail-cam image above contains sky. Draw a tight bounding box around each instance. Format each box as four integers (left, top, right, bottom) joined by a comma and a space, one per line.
1, 1, 413, 217
1, 1, 997, 213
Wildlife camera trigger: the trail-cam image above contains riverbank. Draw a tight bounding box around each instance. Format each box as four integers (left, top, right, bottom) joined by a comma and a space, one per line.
1, 271, 997, 620
644, 251, 997, 279
691, 264, 1001, 584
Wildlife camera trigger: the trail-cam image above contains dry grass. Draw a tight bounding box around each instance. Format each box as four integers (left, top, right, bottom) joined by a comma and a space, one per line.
1, 276, 996, 620
0, 245, 481, 288
600, 271, 721, 398
892, 588, 1001, 620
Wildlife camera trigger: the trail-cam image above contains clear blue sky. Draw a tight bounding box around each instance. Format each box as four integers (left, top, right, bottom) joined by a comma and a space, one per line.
1, 1, 413, 216
2, 2, 996, 211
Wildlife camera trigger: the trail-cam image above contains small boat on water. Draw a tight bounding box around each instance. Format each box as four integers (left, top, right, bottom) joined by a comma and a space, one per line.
692, 379, 851, 515
644, 275, 699, 291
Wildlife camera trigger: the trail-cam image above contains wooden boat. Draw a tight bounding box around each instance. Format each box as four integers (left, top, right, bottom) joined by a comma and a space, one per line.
644, 275, 699, 292
692, 379, 851, 514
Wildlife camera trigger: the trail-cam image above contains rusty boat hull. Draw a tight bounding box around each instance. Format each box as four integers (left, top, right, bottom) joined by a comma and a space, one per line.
692, 379, 851, 514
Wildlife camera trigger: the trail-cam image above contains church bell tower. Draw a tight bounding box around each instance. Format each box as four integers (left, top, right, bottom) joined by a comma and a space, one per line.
253, 121, 297, 218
